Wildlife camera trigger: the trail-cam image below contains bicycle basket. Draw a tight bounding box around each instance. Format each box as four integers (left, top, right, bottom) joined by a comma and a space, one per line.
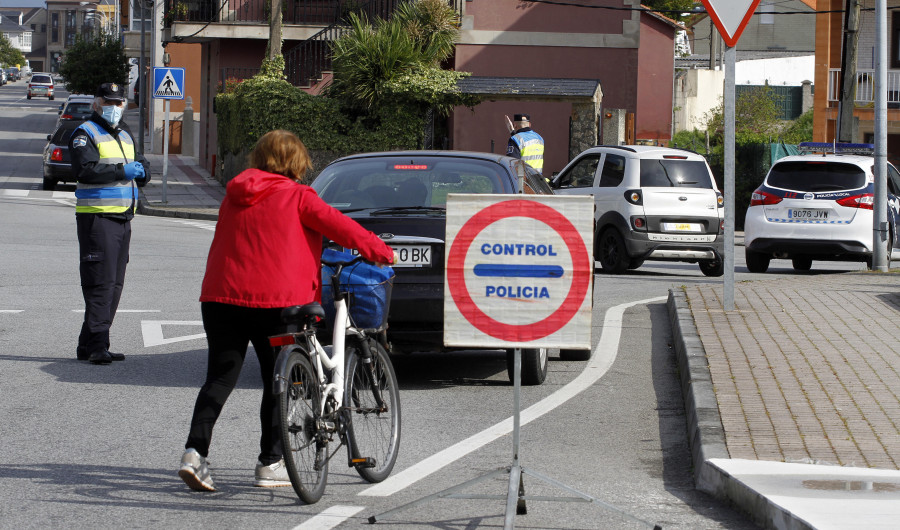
320, 248, 395, 331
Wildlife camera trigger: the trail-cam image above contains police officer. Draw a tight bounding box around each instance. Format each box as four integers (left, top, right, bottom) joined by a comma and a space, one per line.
71, 82, 150, 365
505, 113, 545, 174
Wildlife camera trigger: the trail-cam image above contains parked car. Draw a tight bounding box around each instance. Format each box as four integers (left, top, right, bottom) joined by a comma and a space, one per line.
7, 67, 19, 81
42, 121, 82, 190
55, 94, 94, 128
310, 151, 558, 385
743, 142, 900, 272
27, 73, 54, 100
550, 145, 725, 276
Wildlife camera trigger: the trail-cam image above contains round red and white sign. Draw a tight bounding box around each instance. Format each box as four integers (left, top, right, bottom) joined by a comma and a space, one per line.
445, 198, 592, 345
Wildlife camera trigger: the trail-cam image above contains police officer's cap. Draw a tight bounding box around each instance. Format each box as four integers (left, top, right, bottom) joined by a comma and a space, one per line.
514, 114, 530, 122
96, 82, 126, 102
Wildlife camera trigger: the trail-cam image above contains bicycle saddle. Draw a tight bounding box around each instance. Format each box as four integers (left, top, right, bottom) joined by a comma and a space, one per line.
281, 303, 326, 324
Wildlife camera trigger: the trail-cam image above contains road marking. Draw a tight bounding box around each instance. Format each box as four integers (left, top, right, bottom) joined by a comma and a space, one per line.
170, 219, 217, 231
0, 189, 28, 197
358, 296, 667, 497
0, 310, 24, 313
141, 320, 205, 347
291, 505, 365, 530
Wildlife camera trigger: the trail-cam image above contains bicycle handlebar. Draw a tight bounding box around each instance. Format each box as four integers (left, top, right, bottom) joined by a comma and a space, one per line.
320, 254, 368, 268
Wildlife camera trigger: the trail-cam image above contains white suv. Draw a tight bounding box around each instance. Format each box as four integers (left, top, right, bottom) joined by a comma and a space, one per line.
744, 142, 900, 272
551, 145, 725, 276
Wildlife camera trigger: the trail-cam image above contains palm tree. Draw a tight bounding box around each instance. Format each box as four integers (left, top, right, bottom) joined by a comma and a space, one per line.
329, 0, 461, 111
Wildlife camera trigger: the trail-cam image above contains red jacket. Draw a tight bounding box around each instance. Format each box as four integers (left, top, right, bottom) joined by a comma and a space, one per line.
200, 168, 394, 308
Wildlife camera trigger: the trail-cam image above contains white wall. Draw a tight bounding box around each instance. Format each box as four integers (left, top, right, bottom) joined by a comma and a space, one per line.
734, 55, 815, 86
674, 68, 724, 132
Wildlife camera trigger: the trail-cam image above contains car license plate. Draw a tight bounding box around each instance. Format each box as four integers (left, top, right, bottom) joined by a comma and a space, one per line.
344, 245, 432, 267
34, 88, 47, 93
789, 209, 828, 220
390, 245, 431, 267
662, 222, 701, 232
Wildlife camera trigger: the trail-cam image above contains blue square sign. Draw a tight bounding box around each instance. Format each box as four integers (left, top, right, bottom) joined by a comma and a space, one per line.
152, 67, 185, 100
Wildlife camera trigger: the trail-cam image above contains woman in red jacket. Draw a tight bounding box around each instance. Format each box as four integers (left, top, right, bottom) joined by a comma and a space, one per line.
178, 130, 395, 492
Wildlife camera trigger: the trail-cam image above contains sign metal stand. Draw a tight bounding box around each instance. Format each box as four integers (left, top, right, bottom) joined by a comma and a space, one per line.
151, 67, 185, 204
370, 165, 660, 529
369, 347, 661, 529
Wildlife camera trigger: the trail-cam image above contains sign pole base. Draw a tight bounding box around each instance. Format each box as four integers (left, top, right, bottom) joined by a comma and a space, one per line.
368, 349, 661, 529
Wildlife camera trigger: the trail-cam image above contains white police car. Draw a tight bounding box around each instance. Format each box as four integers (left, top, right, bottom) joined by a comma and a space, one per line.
744, 142, 900, 272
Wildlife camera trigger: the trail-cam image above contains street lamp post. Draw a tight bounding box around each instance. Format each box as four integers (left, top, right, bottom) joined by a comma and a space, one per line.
138, 0, 147, 153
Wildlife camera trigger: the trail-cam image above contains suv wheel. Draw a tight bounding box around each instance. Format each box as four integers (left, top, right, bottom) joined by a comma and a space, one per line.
792, 256, 812, 271
507, 348, 548, 385
745, 249, 770, 273
699, 258, 724, 277
597, 228, 629, 274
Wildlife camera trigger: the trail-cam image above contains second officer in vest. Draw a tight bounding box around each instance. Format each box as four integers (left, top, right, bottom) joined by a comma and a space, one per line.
70, 82, 150, 365
506, 113, 545, 175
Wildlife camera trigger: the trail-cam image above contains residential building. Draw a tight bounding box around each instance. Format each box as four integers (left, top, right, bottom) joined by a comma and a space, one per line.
0, 10, 34, 64
450, 1, 684, 175
162, 1, 683, 177
674, 3, 818, 135
814, 0, 900, 164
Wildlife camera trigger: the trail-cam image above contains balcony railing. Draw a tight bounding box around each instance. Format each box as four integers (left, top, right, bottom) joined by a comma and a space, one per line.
828, 68, 900, 106
163, 0, 445, 26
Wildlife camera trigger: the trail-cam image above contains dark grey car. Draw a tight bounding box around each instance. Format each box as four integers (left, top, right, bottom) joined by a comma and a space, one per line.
310, 151, 563, 385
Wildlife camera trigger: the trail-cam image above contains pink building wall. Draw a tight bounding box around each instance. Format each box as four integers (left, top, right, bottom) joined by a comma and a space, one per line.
637, 16, 677, 143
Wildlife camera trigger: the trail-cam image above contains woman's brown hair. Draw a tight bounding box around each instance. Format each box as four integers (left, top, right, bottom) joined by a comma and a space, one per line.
248, 129, 313, 181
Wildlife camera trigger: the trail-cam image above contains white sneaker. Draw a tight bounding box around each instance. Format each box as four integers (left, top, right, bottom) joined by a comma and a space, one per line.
178, 448, 216, 492
254, 459, 292, 487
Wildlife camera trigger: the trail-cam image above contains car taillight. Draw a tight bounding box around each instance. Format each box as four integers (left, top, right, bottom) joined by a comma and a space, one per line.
749, 189, 782, 206
624, 189, 642, 205
632, 217, 646, 230
716, 193, 724, 208
51, 148, 63, 161
719, 220, 725, 232
836, 194, 874, 210
60, 114, 73, 120
49, 85, 53, 89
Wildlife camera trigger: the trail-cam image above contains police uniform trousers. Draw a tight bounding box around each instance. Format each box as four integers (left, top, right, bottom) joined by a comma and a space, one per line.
76, 213, 131, 356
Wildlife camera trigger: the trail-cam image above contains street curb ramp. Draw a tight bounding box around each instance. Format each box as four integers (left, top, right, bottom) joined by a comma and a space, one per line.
666, 289, 811, 530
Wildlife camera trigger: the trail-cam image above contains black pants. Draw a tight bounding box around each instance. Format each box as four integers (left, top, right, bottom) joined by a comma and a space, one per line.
76, 214, 131, 356
185, 302, 285, 465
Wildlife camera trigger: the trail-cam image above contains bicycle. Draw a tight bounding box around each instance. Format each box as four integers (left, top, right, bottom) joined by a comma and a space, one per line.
268, 250, 401, 504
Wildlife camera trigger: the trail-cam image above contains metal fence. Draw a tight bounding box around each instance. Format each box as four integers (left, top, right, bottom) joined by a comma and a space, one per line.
735, 85, 803, 120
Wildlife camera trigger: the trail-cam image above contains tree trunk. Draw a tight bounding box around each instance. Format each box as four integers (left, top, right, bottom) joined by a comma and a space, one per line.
267, 0, 283, 59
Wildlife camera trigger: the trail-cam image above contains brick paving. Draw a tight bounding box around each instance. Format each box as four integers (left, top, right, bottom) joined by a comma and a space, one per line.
684, 274, 900, 470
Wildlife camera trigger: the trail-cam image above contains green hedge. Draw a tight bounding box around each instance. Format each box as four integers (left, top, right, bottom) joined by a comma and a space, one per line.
215, 71, 427, 181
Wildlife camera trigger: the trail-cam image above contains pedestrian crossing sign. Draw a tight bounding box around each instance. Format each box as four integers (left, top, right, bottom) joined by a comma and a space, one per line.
152, 67, 185, 100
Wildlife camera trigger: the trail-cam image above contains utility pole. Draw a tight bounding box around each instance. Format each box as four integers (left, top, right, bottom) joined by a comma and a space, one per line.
837, 0, 860, 142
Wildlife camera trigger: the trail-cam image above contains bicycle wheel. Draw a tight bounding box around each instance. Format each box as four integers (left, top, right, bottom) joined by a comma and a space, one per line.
279, 348, 328, 503
344, 337, 401, 483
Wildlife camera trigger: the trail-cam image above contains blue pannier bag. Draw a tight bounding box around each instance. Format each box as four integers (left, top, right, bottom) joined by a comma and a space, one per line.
320, 248, 394, 331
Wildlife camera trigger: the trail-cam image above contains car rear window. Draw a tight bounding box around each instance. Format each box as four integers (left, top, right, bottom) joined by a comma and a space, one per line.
639, 159, 714, 188
766, 161, 866, 192
64, 103, 92, 117
313, 157, 506, 210
50, 125, 77, 145
32, 75, 52, 84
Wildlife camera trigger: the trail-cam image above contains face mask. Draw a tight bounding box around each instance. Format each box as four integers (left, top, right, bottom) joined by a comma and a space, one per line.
101, 104, 123, 127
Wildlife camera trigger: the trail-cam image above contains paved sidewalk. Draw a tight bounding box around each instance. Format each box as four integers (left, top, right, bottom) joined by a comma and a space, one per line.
670, 276, 900, 529
137, 154, 900, 529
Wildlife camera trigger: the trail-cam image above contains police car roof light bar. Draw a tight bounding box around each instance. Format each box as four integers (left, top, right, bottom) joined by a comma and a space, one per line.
798, 142, 875, 155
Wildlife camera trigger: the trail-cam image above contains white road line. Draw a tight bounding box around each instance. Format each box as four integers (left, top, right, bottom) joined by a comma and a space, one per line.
141, 320, 206, 347
291, 505, 365, 530
0, 189, 29, 197
0, 310, 24, 313
358, 296, 666, 497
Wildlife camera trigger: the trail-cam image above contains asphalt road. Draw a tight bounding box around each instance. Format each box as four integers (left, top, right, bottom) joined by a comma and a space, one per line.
0, 80, 871, 529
